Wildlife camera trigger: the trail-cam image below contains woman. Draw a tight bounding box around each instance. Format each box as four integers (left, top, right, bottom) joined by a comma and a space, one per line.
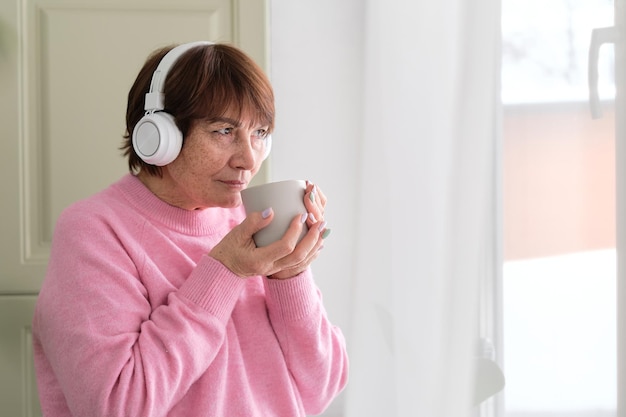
32, 41, 348, 417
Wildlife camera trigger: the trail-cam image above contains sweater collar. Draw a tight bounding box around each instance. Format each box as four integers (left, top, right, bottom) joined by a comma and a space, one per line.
114, 174, 244, 236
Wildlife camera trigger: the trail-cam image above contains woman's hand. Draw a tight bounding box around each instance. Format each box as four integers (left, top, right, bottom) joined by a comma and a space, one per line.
270, 181, 330, 279
209, 181, 330, 279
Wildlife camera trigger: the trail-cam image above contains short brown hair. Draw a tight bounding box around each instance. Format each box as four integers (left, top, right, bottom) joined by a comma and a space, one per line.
122, 43, 275, 176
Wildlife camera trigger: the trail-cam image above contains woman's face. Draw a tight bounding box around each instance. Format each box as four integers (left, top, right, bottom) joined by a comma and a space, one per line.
153, 107, 270, 210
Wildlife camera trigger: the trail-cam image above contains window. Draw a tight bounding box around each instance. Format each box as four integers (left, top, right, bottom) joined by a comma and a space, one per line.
501, 1, 617, 416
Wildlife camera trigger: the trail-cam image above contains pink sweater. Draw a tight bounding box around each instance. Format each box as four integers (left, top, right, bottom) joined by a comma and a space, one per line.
32, 174, 348, 417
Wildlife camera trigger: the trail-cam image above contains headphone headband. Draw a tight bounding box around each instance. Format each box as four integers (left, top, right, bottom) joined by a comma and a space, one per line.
144, 41, 214, 112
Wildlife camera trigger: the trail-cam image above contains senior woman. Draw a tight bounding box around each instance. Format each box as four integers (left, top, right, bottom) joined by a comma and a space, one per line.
32, 41, 348, 417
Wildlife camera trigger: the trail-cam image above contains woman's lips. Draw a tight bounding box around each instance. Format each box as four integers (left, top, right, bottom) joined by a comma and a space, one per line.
220, 180, 247, 190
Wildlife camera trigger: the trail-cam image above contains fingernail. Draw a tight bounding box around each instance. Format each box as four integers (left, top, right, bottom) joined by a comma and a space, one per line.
309, 213, 316, 222
309, 185, 316, 202
318, 221, 327, 232
300, 213, 308, 223
262, 208, 272, 218
321, 228, 331, 239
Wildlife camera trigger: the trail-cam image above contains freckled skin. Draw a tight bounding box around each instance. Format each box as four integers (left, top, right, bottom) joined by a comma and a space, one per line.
137, 109, 268, 211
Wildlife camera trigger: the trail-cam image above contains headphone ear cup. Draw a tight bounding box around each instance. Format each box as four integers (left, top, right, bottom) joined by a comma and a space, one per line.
263, 134, 272, 160
132, 112, 183, 166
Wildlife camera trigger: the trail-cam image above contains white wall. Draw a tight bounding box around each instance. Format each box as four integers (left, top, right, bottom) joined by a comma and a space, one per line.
270, 0, 363, 343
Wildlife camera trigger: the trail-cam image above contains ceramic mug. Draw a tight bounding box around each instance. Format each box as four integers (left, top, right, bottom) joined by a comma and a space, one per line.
241, 179, 308, 247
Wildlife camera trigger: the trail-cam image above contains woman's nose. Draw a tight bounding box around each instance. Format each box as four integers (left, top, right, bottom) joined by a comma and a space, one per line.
231, 134, 257, 170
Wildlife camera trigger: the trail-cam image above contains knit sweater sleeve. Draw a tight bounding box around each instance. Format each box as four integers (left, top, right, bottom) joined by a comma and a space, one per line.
263, 271, 350, 415
33, 203, 245, 417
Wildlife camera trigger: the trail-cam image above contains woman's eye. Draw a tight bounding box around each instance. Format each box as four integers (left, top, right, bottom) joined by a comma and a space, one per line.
253, 129, 268, 139
215, 127, 233, 135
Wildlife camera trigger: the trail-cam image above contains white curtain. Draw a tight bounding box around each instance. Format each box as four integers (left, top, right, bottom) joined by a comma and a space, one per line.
344, 0, 500, 416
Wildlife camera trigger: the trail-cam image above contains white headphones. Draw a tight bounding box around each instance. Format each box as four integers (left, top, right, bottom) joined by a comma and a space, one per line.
132, 41, 272, 166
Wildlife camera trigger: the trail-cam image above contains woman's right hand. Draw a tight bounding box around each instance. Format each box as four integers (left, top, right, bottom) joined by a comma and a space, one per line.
209, 208, 325, 278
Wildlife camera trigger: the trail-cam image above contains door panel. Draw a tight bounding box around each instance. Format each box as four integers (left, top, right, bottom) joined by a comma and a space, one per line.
0, 296, 40, 416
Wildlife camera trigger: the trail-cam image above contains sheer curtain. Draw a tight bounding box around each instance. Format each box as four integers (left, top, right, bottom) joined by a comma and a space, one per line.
344, 1, 500, 416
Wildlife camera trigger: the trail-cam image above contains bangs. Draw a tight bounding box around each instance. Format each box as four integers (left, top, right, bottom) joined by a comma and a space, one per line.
197, 85, 274, 129
186, 44, 275, 130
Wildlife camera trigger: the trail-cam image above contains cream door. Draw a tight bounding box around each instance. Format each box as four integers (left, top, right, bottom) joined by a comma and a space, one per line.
0, 0, 269, 414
